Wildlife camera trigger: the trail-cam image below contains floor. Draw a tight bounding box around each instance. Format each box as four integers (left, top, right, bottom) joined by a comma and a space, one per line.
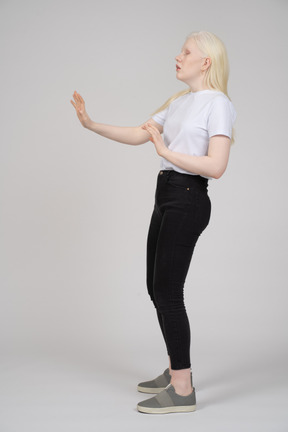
0, 348, 287, 432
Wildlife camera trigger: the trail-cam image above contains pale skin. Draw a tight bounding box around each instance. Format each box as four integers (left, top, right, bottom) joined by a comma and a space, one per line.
70, 37, 231, 396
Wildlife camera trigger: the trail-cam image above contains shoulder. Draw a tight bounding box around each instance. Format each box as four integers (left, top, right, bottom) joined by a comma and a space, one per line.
209, 92, 231, 104
208, 93, 237, 118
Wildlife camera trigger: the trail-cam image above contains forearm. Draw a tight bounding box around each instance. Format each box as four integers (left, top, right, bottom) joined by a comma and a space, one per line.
84, 120, 150, 146
161, 148, 219, 179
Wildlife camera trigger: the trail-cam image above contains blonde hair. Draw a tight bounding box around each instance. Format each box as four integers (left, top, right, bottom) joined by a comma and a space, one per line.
151, 31, 236, 145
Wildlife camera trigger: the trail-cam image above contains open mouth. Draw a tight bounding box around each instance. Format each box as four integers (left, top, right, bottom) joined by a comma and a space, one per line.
176, 65, 181, 71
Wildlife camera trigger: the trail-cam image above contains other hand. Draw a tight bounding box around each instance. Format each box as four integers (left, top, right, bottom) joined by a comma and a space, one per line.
141, 122, 167, 156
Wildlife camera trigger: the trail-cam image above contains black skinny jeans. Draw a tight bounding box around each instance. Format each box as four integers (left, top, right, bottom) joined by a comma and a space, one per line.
146, 169, 211, 370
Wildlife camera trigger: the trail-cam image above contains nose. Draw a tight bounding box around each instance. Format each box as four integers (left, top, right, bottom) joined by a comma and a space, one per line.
175, 53, 182, 62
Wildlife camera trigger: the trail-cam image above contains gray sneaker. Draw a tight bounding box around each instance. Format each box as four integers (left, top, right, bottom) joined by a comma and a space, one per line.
137, 368, 193, 394
137, 383, 196, 414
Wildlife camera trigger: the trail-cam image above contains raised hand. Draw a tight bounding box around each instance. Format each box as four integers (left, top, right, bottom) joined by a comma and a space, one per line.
70, 90, 92, 128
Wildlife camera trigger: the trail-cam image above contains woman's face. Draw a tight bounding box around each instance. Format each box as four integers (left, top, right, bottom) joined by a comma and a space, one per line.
175, 38, 209, 86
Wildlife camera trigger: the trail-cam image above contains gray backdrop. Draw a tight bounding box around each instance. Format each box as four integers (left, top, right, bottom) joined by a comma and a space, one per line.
1, 0, 287, 431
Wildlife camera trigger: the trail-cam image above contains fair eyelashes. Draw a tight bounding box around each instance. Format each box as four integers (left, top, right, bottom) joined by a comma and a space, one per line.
181, 44, 192, 53
179, 49, 190, 56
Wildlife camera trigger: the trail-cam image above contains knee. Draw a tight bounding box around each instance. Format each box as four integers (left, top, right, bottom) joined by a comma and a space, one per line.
154, 290, 186, 314
150, 296, 159, 310
146, 279, 158, 309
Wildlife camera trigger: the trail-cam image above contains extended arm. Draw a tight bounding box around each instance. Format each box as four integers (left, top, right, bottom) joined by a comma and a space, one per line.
85, 118, 163, 146
70, 90, 163, 146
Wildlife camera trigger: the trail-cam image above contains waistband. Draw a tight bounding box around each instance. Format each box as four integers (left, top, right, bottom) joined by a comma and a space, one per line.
158, 169, 209, 188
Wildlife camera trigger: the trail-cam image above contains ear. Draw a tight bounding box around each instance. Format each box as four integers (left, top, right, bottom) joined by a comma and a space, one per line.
202, 57, 211, 71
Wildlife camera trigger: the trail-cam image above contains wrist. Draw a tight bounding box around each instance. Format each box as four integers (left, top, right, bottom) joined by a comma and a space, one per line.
161, 147, 170, 158
83, 117, 93, 130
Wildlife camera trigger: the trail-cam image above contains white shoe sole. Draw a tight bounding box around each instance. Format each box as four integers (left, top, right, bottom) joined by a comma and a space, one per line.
137, 404, 196, 414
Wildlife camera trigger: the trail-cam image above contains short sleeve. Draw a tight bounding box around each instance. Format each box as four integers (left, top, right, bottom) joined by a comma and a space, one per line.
151, 105, 169, 126
207, 97, 237, 139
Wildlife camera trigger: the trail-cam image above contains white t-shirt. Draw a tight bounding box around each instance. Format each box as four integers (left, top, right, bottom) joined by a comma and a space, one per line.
151, 89, 237, 180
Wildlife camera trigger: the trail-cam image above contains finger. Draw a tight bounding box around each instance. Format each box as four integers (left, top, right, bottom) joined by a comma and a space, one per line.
150, 125, 158, 132
143, 125, 152, 132
145, 123, 153, 130
74, 92, 80, 102
146, 124, 157, 133
146, 126, 156, 135
78, 93, 85, 103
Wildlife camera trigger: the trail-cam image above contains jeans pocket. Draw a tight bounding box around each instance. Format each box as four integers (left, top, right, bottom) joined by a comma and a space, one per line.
167, 176, 190, 190
167, 176, 201, 205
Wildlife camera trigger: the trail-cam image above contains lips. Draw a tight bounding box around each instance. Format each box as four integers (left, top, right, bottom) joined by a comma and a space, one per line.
176, 65, 181, 70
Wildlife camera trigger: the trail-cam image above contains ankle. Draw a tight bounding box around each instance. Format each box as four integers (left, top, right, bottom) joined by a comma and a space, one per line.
172, 382, 193, 396
171, 378, 192, 388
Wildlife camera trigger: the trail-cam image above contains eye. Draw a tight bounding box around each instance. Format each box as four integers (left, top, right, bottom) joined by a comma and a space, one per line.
178, 48, 190, 56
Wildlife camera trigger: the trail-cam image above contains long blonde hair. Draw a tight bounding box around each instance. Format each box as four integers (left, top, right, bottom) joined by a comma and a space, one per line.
151, 31, 236, 145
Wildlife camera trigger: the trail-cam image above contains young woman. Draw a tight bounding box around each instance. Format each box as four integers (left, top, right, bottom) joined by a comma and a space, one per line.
71, 30, 237, 415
